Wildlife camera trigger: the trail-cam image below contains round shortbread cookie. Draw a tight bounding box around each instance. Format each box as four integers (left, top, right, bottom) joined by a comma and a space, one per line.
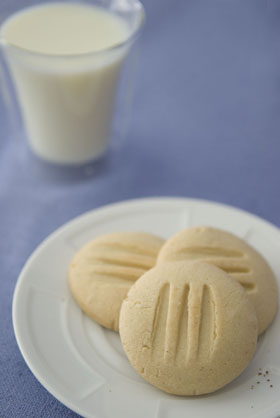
157, 227, 278, 334
119, 261, 258, 396
69, 232, 164, 331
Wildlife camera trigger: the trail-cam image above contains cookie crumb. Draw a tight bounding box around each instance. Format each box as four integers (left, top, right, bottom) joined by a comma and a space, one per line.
257, 381, 260, 384
251, 385, 254, 390
258, 372, 262, 376
266, 370, 269, 375
267, 379, 270, 382
270, 385, 273, 388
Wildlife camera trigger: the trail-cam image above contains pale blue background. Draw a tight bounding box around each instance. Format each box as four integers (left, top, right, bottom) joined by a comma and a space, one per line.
1, 0, 280, 416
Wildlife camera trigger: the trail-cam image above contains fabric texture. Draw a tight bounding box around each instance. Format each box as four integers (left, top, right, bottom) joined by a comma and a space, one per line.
1, 0, 280, 416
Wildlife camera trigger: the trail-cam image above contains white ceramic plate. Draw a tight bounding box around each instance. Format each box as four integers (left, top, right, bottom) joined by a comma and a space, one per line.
13, 197, 280, 418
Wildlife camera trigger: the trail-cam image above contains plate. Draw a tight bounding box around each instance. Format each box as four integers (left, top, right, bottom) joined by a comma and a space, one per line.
13, 197, 280, 418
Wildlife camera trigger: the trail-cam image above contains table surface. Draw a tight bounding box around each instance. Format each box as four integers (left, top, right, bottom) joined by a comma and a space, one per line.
1, 0, 280, 417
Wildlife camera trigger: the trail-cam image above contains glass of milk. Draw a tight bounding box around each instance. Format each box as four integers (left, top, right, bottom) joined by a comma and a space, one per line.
0, 0, 144, 165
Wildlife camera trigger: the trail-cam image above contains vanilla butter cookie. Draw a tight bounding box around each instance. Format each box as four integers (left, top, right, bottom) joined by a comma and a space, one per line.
119, 261, 258, 396
69, 232, 164, 331
157, 226, 278, 334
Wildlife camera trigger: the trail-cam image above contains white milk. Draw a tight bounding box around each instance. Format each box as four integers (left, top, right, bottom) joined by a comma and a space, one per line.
1, 3, 130, 164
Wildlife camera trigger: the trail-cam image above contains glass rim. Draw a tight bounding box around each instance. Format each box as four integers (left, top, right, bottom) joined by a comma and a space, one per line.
0, 0, 145, 60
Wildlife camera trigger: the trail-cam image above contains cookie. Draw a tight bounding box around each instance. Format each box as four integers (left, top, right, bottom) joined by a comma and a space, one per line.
157, 226, 278, 334
69, 232, 164, 331
119, 261, 258, 395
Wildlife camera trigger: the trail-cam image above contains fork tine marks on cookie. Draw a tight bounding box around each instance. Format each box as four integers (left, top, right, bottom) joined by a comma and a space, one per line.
168, 245, 255, 294
176, 246, 245, 259
197, 285, 218, 359
151, 283, 190, 364
164, 284, 189, 364
174, 285, 189, 364
89, 264, 147, 281
151, 283, 217, 365
151, 283, 170, 360
96, 241, 161, 257
185, 283, 204, 362
89, 249, 157, 269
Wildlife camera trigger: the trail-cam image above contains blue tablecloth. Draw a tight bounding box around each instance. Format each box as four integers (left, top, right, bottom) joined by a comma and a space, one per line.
1, 0, 280, 416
